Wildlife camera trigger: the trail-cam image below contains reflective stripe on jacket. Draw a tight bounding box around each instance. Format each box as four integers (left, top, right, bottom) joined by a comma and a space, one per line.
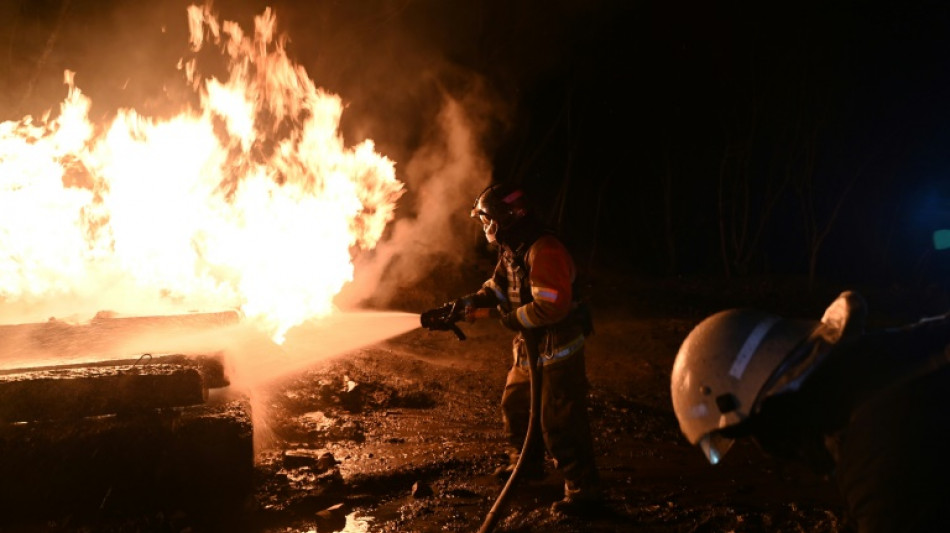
513, 332, 585, 367
478, 234, 586, 366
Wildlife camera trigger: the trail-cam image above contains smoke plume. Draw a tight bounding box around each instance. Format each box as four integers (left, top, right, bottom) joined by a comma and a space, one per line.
338, 89, 494, 310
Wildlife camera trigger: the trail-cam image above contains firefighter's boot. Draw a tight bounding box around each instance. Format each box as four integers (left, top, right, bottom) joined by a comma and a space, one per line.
550, 476, 603, 516
492, 450, 545, 483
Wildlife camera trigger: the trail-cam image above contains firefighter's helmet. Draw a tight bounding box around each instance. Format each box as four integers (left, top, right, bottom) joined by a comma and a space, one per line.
670, 309, 819, 464
471, 184, 528, 244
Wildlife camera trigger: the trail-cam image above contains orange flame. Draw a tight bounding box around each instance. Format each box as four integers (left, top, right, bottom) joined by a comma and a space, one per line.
0, 5, 404, 343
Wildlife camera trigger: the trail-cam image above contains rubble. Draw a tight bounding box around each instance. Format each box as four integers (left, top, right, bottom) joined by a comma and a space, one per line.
314, 502, 348, 532
411, 480, 434, 499
340, 375, 363, 412
0, 363, 206, 422
283, 449, 339, 472
0, 311, 252, 524
0, 396, 253, 520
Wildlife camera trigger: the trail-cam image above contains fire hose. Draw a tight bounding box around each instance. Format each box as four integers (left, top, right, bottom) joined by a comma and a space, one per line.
420, 304, 542, 533
476, 327, 540, 533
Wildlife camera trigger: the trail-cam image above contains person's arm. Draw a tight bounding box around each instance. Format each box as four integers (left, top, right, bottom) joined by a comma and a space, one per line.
502, 236, 574, 330
784, 312, 950, 434
453, 260, 504, 311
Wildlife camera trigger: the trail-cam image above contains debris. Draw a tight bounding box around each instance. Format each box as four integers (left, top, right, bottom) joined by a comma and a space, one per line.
341, 375, 363, 412
284, 448, 323, 469
0, 397, 253, 520
282, 449, 339, 473
411, 481, 434, 499
317, 451, 339, 472
314, 502, 348, 532
392, 389, 436, 408
0, 364, 206, 423
299, 411, 336, 431
343, 375, 358, 393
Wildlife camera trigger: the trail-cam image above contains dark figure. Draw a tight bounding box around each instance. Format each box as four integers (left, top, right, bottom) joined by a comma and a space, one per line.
442, 184, 600, 514
671, 291, 950, 532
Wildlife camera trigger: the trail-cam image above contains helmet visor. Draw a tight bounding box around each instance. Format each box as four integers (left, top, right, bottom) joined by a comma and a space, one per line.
698, 431, 734, 465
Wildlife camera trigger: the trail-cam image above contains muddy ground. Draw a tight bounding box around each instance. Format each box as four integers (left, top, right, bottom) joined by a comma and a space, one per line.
10, 275, 947, 533
241, 276, 849, 533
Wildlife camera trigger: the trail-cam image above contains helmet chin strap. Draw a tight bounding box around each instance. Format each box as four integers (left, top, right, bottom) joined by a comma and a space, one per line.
483, 219, 498, 244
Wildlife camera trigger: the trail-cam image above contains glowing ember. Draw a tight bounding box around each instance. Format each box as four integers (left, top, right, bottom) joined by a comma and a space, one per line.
0, 5, 404, 343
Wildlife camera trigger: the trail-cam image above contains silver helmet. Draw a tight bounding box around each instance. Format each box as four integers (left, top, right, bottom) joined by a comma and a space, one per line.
670, 291, 867, 465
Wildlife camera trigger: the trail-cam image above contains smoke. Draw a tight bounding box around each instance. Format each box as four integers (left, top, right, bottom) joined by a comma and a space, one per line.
262, 1, 504, 310
337, 88, 494, 309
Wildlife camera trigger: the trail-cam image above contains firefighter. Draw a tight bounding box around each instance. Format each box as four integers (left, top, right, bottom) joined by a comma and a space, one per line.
671, 290, 950, 532
437, 183, 601, 515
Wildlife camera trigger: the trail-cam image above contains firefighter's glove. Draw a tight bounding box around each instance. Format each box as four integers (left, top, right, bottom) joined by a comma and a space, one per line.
449, 295, 475, 322
420, 303, 467, 340
499, 310, 527, 332
451, 292, 491, 322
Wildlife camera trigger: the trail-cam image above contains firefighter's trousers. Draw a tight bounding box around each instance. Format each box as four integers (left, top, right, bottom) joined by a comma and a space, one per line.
500, 349, 600, 494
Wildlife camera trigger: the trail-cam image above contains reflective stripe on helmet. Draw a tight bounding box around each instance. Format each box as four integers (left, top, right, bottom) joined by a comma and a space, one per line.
729, 316, 780, 379
688, 403, 709, 419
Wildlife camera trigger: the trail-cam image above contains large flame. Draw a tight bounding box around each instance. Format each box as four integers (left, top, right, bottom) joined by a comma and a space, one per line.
0, 5, 404, 343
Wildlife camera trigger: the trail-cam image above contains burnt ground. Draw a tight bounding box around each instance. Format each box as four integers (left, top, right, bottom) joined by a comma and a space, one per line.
236, 276, 846, 533
244, 318, 842, 533
9, 275, 947, 533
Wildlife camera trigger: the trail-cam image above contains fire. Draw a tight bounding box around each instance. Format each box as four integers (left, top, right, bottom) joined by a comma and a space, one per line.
0, 5, 404, 343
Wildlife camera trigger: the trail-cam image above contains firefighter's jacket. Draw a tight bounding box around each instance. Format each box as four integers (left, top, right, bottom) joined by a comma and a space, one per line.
475, 234, 588, 367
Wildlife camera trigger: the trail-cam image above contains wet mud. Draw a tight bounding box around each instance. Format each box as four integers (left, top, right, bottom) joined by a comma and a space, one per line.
1, 278, 863, 532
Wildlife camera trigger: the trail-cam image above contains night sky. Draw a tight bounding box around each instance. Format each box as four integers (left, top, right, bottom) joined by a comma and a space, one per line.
2, 0, 950, 290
